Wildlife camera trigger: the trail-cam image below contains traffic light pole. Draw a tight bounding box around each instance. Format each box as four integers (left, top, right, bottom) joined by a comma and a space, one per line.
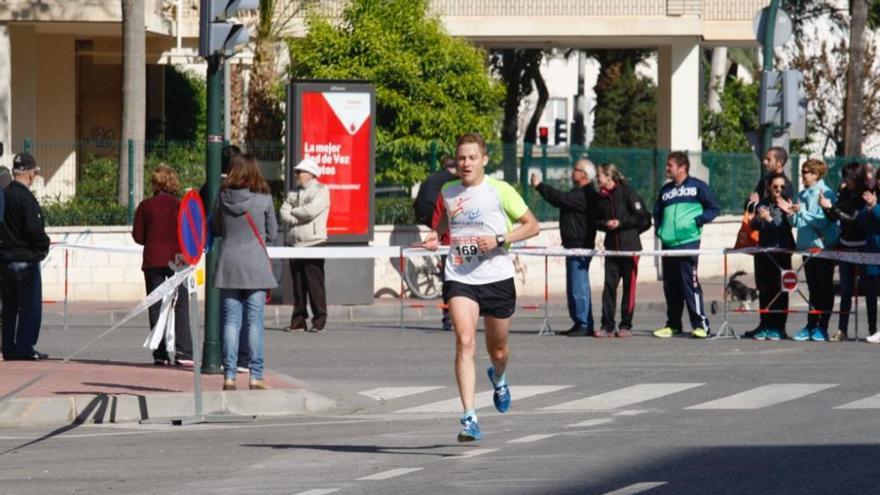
203, 54, 223, 374
760, 0, 781, 165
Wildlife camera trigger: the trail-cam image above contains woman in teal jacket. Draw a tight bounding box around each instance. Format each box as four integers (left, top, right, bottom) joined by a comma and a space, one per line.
860, 167, 880, 343
779, 159, 838, 341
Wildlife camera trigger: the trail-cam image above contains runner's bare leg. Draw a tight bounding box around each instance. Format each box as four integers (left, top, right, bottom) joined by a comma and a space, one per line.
451, 296, 480, 411
484, 316, 510, 378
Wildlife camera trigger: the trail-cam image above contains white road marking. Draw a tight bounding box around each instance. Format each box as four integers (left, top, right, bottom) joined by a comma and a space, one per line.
601, 481, 668, 495
359, 386, 444, 401
567, 418, 615, 428
447, 448, 498, 459
508, 433, 557, 444
357, 467, 423, 480
395, 385, 571, 413
543, 383, 703, 411
835, 393, 880, 409
293, 489, 340, 495
687, 383, 837, 409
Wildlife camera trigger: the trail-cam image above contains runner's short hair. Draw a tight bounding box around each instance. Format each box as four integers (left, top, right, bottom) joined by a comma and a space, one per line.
667, 151, 690, 171
456, 133, 488, 156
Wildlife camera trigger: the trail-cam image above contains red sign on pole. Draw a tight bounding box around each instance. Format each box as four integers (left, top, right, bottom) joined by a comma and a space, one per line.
288, 81, 375, 243
781, 270, 798, 292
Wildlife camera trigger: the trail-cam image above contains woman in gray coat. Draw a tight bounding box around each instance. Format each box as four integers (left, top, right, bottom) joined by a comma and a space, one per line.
212, 154, 278, 391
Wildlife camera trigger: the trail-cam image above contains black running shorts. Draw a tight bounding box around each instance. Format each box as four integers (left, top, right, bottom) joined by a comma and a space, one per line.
442, 278, 516, 319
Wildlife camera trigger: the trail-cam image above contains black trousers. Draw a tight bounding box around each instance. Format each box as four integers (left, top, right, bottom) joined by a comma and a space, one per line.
804, 256, 835, 330
601, 256, 638, 331
662, 241, 709, 331
144, 267, 193, 360
755, 252, 791, 332
289, 258, 327, 330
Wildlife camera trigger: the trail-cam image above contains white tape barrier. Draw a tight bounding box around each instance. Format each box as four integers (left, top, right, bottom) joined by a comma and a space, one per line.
54, 242, 880, 265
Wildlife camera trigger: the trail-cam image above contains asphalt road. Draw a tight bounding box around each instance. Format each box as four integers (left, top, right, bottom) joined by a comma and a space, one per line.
2, 309, 880, 495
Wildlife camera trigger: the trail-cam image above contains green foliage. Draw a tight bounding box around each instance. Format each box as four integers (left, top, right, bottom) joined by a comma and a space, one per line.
43, 143, 208, 226
701, 78, 760, 153
288, 0, 504, 186
591, 63, 657, 148
375, 195, 416, 225
152, 67, 206, 142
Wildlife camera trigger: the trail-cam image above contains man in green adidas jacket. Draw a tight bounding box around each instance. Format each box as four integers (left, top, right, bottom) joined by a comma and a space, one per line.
652, 151, 720, 339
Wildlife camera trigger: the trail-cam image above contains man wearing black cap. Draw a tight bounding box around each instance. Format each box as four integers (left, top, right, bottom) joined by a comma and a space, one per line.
0, 153, 51, 361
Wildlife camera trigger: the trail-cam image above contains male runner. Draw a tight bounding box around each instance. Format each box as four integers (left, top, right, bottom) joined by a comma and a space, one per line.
421, 133, 540, 441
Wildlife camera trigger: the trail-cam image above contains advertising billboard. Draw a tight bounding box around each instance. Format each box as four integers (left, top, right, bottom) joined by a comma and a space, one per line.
287, 81, 376, 243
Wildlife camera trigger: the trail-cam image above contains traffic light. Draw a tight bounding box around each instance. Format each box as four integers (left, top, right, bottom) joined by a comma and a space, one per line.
782, 69, 806, 138
554, 118, 567, 145
199, 0, 258, 58
538, 126, 549, 145
759, 70, 782, 126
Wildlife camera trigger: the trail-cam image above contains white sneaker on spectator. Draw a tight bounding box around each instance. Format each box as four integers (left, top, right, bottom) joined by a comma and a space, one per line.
237, 366, 248, 373
867, 331, 880, 344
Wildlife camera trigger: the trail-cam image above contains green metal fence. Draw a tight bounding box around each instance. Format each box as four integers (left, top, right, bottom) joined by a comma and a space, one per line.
12, 137, 880, 226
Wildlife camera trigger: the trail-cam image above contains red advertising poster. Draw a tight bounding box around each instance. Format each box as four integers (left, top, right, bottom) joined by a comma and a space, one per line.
289, 83, 375, 242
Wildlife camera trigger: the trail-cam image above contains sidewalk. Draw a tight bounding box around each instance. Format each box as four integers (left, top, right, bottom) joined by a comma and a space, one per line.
1, 277, 720, 427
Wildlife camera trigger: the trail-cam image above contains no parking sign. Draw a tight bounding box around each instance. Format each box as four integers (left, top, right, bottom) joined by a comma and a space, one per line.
177, 190, 207, 266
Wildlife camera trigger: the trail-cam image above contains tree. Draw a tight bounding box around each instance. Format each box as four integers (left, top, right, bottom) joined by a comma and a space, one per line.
588, 50, 656, 148
119, 0, 145, 206
790, 33, 880, 156
845, 0, 869, 157
243, 1, 314, 154
288, 0, 503, 185
702, 78, 761, 153
489, 49, 543, 181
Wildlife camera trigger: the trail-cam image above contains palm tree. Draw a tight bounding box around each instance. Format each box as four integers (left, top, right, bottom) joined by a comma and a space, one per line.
844, 0, 868, 157
119, 0, 145, 207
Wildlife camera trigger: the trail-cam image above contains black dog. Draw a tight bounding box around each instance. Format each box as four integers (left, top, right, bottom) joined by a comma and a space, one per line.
726, 270, 759, 310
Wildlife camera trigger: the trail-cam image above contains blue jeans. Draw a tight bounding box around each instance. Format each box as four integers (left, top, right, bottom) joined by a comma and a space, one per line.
221, 289, 266, 380
565, 256, 593, 329
1, 261, 42, 358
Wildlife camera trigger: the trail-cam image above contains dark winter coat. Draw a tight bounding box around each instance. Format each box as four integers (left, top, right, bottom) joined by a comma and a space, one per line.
535, 182, 597, 249
593, 182, 650, 251
0, 181, 50, 262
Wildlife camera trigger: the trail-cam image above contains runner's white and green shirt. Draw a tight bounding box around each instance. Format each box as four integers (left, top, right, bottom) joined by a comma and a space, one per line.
437, 177, 529, 285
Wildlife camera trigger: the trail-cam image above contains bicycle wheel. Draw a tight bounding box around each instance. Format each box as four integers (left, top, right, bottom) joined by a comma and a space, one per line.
404, 255, 443, 300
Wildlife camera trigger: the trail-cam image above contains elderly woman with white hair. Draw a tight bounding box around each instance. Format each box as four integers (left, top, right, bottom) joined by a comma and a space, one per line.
280, 158, 331, 333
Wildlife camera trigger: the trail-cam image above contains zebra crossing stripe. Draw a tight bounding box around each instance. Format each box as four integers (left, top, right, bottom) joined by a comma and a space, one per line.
292, 490, 340, 495
567, 418, 615, 428
687, 383, 837, 409
446, 448, 498, 459
394, 385, 571, 414
600, 482, 667, 495
509, 433, 557, 443
357, 468, 423, 480
835, 393, 880, 409
542, 383, 704, 411
359, 386, 444, 401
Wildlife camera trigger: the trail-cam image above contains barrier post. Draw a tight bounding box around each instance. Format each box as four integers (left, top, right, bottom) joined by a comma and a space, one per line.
127, 139, 135, 225
63, 248, 69, 331
712, 249, 738, 339
537, 254, 554, 336
854, 265, 860, 341
399, 252, 405, 333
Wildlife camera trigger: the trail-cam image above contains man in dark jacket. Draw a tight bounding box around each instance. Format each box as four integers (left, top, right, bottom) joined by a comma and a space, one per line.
531, 158, 598, 336
413, 157, 457, 330
0, 153, 51, 360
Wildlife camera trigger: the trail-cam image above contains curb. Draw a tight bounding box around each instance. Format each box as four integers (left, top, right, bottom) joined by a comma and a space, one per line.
0, 389, 336, 427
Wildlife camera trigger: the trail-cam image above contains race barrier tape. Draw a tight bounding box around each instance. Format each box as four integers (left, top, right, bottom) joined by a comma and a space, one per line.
53, 242, 880, 265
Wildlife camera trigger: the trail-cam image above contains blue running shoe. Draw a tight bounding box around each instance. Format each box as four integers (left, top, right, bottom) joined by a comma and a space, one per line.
810, 328, 827, 342
487, 366, 511, 413
753, 329, 768, 341
458, 414, 482, 442
792, 327, 811, 341
765, 328, 782, 341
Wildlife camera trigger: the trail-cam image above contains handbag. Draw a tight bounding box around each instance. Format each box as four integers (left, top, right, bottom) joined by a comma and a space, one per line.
244, 212, 273, 303
733, 202, 760, 249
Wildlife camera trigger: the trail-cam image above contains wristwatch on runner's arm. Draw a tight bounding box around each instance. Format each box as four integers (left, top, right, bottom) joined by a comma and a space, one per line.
496, 234, 506, 247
